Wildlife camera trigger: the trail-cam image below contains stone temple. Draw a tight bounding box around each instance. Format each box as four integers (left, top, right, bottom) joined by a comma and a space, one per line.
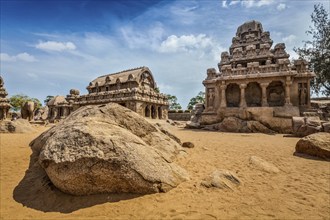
48, 67, 168, 121
0, 76, 11, 120
201, 20, 315, 132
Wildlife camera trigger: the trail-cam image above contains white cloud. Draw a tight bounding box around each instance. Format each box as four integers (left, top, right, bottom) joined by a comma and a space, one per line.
0, 52, 37, 62
282, 34, 296, 43
229, 1, 240, 6
36, 41, 76, 52
277, 3, 286, 11
224, 0, 275, 8
222, 1, 228, 8
159, 34, 214, 53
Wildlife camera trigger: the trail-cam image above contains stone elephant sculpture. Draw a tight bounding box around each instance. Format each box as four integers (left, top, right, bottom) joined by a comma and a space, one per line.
21, 101, 37, 121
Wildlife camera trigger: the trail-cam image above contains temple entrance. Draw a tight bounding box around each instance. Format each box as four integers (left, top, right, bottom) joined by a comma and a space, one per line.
226, 83, 240, 107
246, 82, 262, 107
145, 105, 150, 117
158, 107, 162, 119
151, 105, 157, 119
267, 81, 285, 106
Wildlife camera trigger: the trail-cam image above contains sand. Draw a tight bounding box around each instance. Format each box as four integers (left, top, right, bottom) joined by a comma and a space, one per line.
0, 124, 329, 219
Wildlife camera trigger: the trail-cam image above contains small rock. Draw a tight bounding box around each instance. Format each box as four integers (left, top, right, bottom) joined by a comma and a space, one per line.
322, 122, 330, 133
249, 156, 280, 173
201, 170, 241, 190
182, 142, 194, 148
295, 132, 330, 159
185, 121, 200, 129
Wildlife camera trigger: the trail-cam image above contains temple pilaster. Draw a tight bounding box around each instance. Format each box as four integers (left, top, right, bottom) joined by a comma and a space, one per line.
220, 82, 227, 108
285, 79, 292, 106
260, 82, 269, 107
239, 83, 247, 108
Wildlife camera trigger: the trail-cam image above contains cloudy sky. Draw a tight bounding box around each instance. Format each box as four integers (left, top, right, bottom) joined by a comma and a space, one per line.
1, 0, 329, 108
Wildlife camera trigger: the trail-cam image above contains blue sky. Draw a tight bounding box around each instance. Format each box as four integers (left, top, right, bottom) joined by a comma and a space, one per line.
1, 0, 329, 108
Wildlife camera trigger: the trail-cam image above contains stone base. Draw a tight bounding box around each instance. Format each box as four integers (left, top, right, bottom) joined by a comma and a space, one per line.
201, 106, 300, 133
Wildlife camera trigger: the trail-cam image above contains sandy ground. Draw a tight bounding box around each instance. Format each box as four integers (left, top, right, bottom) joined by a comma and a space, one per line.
0, 124, 329, 220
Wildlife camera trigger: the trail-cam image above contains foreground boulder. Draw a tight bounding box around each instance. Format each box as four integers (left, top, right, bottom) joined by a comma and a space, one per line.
30, 103, 189, 195
295, 132, 330, 159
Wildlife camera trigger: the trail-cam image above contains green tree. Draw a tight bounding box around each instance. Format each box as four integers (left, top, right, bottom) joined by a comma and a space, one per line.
44, 95, 54, 105
9, 94, 42, 111
294, 4, 330, 95
166, 94, 182, 110
187, 91, 205, 110
154, 87, 160, 93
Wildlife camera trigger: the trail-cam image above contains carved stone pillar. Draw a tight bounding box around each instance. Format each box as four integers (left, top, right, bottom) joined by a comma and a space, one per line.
260, 82, 269, 107
285, 80, 292, 106
239, 83, 247, 108
214, 85, 220, 109
220, 82, 227, 108
306, 80, 311, 108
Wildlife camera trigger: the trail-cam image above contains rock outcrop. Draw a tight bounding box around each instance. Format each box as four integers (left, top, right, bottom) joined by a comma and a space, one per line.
0, 119, 35, 133
292, 116, 328, 137
30, 103, 189, 195
201, 170, 241, 190
295, 132, 330, 159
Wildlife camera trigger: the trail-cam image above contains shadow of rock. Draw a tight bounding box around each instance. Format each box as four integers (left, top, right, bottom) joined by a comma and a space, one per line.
13, 151, 141, 213
293, 152, 330, 162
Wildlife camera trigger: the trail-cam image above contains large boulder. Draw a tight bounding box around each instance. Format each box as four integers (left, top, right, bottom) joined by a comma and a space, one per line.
295, 132, 330, 159
30, 103, 189, 195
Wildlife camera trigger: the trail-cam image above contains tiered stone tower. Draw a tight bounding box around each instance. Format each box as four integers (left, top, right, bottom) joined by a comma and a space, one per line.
201, 20, 315, 132
0, 76, 11, 120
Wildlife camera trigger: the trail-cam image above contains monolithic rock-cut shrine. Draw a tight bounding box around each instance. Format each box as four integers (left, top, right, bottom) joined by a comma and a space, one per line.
0, 76, 11, 120
201, 20, 315, 131
48, 67, 169, 121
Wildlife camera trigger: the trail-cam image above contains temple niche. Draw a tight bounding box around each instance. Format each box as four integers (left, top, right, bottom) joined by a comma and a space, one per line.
48, 67, 168, 121
0, 76, 11, 120
202, 20, 315, 132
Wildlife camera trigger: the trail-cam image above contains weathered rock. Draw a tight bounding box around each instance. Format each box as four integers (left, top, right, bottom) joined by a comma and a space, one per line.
249, 156, 280, 173
323, 122, 330, 133
247, 121, 275, 134
295, 132, 330, 159
306, 116, 322, 127
0, 119, 35, 133
30, 103, 189, 195
154, 122, 182, 145
185, 121, 200, 129
182, 142, 194, 148
201, 170, 240, 190
292, 117, 305, 134
217, 117, 248, 133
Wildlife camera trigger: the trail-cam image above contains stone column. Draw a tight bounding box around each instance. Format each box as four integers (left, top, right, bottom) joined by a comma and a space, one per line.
260, 82, 269, 107
214, 85, 220, 109
239, 83, 247, 108
306, 79, 311, 108
285, 80, 292, 106
220, 82, 227, 108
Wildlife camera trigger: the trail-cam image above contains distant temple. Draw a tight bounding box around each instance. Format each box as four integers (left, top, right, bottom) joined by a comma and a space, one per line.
202, 20, 315, 126
0, 76, 11, 120
48, 67, 169, 121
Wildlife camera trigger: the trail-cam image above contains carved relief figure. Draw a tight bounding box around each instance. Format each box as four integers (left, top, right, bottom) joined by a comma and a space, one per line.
299, 83, 307, 105
232, 47, 243, 59
207, 88, 215, 108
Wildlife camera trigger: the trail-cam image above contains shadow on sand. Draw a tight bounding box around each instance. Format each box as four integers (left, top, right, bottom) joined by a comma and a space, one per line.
13, 152, 141, 213
293, 152, 330, 162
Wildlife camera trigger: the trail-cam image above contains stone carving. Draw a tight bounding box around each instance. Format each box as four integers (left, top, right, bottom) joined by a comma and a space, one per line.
21, 101, 37, 121
207, 68, 217, 79
277, 58, 290, 71
48, 67, 168, 121
207, 88, 215, 108
203, 20, 316, 133
0, 76, 11, 120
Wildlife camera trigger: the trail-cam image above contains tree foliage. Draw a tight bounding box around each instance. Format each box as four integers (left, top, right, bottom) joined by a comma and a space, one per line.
9, 94, 42, 111
44, 95, 54, 105
166, 94, 182, 110
294, 4, 330, 95
187, 91, 205, 110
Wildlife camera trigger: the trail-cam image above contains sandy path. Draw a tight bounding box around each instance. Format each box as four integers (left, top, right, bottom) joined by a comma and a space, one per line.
0, 125, 329, 219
